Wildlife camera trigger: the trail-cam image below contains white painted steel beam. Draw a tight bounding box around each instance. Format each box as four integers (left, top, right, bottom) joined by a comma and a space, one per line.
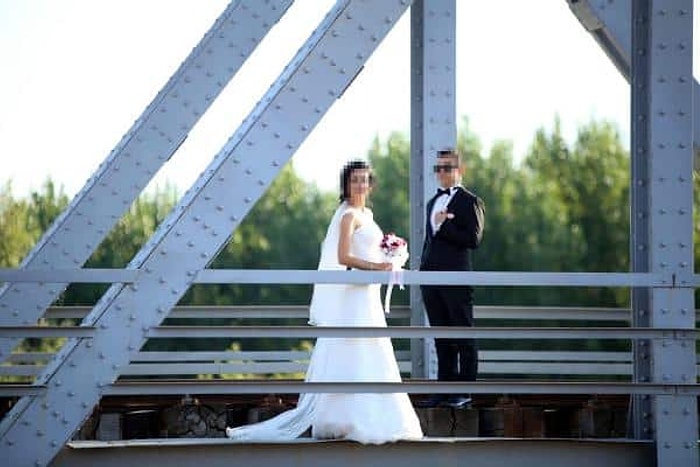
567, 0, 700, 169
628, 1, 697, 465
0, 1, 412, 465
409, 0, 457, 380
0, 0, 293, 363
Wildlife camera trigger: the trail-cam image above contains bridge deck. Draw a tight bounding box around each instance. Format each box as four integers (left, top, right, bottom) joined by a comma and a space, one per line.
53, 437, 655, 467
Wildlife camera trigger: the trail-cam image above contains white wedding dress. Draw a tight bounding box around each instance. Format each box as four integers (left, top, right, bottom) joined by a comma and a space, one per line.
226, 202, 423, 444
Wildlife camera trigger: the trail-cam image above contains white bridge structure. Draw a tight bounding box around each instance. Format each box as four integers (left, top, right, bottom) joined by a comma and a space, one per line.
0, 1, 698, 466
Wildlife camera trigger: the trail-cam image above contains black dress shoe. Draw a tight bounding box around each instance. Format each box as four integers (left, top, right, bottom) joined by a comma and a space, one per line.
444, 395, 472, 409
415, 394, 448, 408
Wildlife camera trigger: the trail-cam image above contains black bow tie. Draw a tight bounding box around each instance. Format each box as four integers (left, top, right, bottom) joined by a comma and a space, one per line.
436, 188, 451, 196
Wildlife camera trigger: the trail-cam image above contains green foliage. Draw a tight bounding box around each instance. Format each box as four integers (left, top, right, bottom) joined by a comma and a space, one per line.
0, 180, 71, 365
0, 183, 33, 268
2, 118, 697, 363
367, 132, 411, 239
0, 180, 69, 268
364, 118, 634, 308
523, 119, 630, 307
152, 164, 336, 352
186, 163, 335, 307
57, 183, 180, 306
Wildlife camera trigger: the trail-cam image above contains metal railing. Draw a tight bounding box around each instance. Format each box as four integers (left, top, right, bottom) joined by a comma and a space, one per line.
0, 268, 698, 398
0, 305, 671, 379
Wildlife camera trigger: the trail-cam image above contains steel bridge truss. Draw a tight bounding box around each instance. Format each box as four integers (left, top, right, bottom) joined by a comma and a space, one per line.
0, 1, 697, 466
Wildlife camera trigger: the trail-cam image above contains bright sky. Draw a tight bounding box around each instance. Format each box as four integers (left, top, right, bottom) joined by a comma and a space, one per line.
1, 1, 698, 198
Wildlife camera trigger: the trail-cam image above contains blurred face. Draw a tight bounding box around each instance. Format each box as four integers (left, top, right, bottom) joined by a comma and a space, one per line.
433, 154, 462, 188
348, 168, 371, 198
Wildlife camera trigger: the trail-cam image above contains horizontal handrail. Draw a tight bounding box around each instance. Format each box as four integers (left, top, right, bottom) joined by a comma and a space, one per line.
2, 268, 697, 287
0, 327, 95, 338
0, 385, 45, 397
0, 268, 139, 283
3, 304, 696, 397
43, 305, 655, 321
126, 350, 635, 363
105, 380, 700, 396
146, 325, 699, 340
2, 350, 655, 378
123, 350, 634, 363
481, 350, 632, 362
1, 325, 697, 339
3, 380, 699, 398
193, 270, 679, 287
0, 361, 638, 377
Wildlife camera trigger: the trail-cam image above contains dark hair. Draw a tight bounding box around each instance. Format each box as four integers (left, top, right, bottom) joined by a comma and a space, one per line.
339, 159, 374, 202
437, 148, 463, 166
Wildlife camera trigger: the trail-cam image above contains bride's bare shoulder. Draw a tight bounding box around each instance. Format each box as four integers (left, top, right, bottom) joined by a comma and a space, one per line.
340, 209, 359, 224
341, 208, 369, 231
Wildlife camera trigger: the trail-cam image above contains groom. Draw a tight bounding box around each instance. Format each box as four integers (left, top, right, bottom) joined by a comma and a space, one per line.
418, 148, 485, 409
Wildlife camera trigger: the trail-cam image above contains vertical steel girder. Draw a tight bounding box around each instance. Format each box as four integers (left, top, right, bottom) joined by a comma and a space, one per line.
567, 0, 700, 169
569, 2, 698, 462
0, 1, 411, 465
0, 0, 294, 362
630, 0, 654, 442
409, 0, 457, 379
630, 1, 697, 467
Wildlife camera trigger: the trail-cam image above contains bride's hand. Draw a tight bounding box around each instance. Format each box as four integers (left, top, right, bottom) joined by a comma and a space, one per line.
375, 262, 393, 271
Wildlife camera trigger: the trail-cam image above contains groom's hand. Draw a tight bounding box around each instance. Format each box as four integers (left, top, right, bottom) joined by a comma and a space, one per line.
434, 210, 455, 226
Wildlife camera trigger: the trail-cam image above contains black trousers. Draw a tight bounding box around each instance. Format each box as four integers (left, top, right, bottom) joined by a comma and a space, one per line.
420, 285, 478, 383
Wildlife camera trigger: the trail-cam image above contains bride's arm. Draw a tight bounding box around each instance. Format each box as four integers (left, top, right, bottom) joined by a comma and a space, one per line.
337, 212, 389, 271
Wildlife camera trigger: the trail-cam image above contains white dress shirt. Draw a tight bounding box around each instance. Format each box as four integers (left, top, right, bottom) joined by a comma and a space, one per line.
430, 186, 459, 234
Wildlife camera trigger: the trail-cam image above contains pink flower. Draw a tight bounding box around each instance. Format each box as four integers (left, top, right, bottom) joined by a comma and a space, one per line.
380, 233, 409, 266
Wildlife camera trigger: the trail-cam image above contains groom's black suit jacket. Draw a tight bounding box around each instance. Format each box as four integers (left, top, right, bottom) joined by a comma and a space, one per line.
420, 186, 485, 272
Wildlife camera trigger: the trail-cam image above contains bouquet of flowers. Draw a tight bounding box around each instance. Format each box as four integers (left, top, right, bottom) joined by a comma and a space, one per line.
380, 233, 408, 315
380, 232, 409, 268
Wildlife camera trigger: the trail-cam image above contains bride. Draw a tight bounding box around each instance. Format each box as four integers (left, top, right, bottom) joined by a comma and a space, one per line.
225, 160, 423, 443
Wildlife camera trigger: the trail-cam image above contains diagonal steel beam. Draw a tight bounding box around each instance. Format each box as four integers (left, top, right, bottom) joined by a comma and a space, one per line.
567, 0, 700, 169
0, 0, 294, 363
0, 1, 412, 465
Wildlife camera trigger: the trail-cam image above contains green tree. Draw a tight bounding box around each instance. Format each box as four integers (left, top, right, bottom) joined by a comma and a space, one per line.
3, 118, 690, 360
161, 164, 337, 353
200, 163, 336, 306
0, 181, 70, 370
367, 132, 411, 237
0, 180, 69, 268
0, 182, 33, 268
525, 119, 630, 307
58, 184, 179, 305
